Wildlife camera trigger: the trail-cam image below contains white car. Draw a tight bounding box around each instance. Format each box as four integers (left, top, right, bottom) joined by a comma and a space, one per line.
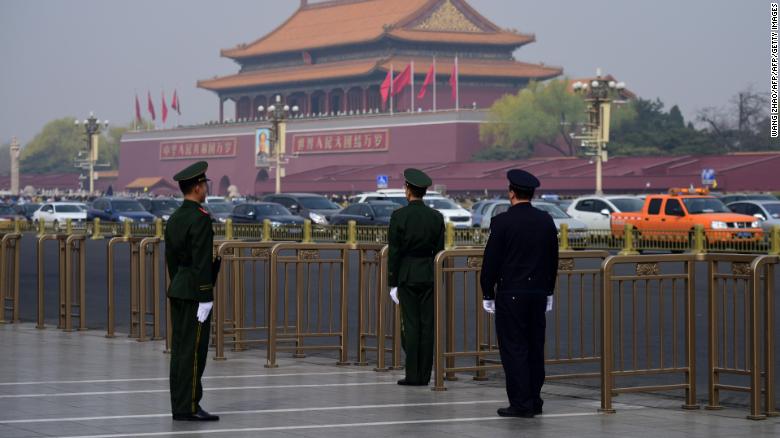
32, 202, 88, 228
482, 200, 588, 242
424, 196, 472, 228
566, 196, 645, 230
349, 189, 443, 206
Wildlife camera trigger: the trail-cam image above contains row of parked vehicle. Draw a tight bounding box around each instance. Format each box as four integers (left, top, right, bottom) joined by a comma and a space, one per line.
3, 191, 777, 239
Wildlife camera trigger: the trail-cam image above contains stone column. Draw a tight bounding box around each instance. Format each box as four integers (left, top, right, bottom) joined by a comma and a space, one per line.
9, 137, 20, 194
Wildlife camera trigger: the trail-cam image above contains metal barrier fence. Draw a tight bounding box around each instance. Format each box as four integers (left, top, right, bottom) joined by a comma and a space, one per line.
267, 243, 350, 368
355, 244, 401, 371
600, 254, 699, 413
0, 231, 21, 324
4, 217, 779, 420
9, 219, 780, 254
213, 241, 276, 360
705, 253, 779, 419
431, 248, 610, 391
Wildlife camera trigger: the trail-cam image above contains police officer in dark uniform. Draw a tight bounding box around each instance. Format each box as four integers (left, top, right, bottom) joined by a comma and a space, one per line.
480, 169, 558, 418
166, 161, 220, 421
388, 168, 445, 386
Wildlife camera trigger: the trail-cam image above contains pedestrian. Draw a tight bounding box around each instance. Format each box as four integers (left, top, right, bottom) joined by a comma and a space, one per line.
388, 168, 445, 386
480, 169, 558, 418
165, 161, 221, 421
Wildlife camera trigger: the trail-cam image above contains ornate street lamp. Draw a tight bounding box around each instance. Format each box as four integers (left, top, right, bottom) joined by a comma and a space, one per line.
572, 71, 625, 195
74, 112, 109, 195
257, 96, 299, 194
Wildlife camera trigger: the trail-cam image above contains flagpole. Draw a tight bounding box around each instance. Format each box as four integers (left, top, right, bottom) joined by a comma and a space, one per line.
390, 63, 394, 115
455, 55, 460, 112
410, 60, 415, 112
433, 57, 437, 112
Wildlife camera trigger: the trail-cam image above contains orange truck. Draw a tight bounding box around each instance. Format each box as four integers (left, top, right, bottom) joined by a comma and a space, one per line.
610, 188, 764, 243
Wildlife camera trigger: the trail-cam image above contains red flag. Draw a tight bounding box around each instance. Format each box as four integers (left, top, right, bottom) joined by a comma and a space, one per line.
380, 69, 393, 107
417, 64, 435, 100
147, 91, 156, 121
392, 64, 411, 97
171, 90, 181, 115
449, 59, 459, 104
134, 94, 142, 123
161, 91, 168, 124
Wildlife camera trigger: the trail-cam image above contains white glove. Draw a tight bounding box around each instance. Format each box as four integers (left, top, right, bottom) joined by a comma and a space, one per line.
482, 299, 495, 314
546, 296, 553, 312
197, 301, 213, 323
390, 287, 399, 305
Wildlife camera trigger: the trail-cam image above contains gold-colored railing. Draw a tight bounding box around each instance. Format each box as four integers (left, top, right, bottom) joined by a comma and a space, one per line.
213, 241, 276, 360
600, 253, 699, 413
355, 244, 401, 371
267, 243, 350, 368
705, 253, 779, 419
0, 231, 22, 324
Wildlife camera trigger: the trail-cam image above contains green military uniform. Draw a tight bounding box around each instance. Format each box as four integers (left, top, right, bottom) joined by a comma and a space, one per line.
388, 169, 445, 385
165, 161, 216, 418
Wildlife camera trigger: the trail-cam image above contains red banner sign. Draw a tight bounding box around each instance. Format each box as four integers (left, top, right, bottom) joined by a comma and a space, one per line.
160, 137, 237, 160
291, 129, 389, 154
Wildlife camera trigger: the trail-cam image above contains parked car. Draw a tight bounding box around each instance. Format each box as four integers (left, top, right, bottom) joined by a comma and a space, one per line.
203, 202, 233, 223
567, 196, 645, 230
470, 199, 501, 228
348, 189, 443, 206
424, 196, 472, 228
32, 202, 88, 228
0, 204, 24, 223
138, 198, 182, 221
87, 197, 157, 223
610, 188, 762, 243
719, 193, 778, 205
483, 201, 588, 243
206, 196, 229, 204
230, 202, 304, 225
330, 201, 400, 225
727, 200, 780, 232
262, 193, 341, 225
13, 203, 40, 222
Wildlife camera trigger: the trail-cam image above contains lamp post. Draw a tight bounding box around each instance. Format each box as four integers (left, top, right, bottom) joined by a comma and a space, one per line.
74, 112, 109, 195
257, 96, 298, 194
572, 71, 625, 195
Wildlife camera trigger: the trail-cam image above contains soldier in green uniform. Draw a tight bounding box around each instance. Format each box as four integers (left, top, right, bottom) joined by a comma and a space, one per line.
166, 161, 220, 421
388, 168, 445, 386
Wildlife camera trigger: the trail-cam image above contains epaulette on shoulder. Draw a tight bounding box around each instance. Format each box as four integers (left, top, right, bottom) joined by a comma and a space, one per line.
198, 207, 210, 216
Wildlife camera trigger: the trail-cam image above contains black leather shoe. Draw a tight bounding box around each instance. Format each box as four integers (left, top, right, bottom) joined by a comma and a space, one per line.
497, 407, 535, 418
397, 379, 427, 386
173, 409, 220, 421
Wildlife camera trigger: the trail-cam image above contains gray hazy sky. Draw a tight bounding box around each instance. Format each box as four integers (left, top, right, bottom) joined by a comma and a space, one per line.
0, 0, 766, 145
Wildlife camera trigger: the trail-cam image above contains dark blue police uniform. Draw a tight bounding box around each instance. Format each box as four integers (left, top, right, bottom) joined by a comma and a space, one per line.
480, 170, 558, 417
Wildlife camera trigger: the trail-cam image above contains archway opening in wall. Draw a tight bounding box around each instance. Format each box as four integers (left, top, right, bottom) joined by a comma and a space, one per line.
330, 89, 345, 114
347, 87, 363, 113
254, 169, 269, 195
310, 91, 326, 115
218, 176, 231, 196
236, 96, 251, 120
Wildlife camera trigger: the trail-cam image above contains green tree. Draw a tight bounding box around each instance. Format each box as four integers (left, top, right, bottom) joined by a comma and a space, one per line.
608, 98, 712, 156
478, 80, 587, 158
20, 117, 84, 174
20, 117, 128, 174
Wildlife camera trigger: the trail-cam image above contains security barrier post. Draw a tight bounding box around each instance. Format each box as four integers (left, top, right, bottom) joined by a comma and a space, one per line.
770, 225, 780, 256
559, 223, 570, 251
91, 217, 104, 240
619, 224, 639, 255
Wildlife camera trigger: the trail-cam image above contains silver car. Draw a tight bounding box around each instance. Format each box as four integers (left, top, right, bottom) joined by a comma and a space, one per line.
727, 200, 780, 232
482, 200, 588, 244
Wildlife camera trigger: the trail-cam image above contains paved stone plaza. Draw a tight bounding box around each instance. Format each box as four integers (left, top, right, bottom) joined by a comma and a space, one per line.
0, 324, 777, 438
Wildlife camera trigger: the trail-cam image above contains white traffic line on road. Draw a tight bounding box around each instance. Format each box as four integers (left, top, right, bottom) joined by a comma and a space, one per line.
59, 413, 602, 438
0, 399, 506, 424
0, 371, 377, 386
0, 381, 397, 399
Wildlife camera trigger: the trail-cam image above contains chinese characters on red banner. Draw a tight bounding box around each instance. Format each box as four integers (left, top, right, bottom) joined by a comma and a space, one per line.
160, 138, 237, 160
291, 130, 389, 154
